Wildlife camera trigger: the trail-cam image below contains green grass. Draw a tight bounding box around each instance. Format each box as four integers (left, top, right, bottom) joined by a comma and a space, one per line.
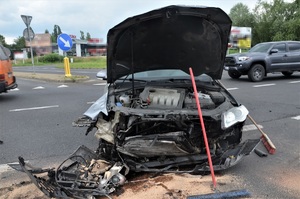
58, 56, 106, 69
13, 58, 59, 66
227, 48, 249, 54
13, 56, 107, 69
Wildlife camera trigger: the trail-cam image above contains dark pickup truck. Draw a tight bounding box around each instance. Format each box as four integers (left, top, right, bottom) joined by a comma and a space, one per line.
224, 41, 300, 81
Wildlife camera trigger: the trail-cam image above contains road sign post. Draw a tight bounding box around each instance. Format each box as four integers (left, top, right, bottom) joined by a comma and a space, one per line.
21, 15, 35, 73
57, 33, 73, 77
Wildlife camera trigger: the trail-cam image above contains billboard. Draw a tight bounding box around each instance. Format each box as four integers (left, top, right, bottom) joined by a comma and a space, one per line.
25, 33, 52, 55
229, 26, 252, 49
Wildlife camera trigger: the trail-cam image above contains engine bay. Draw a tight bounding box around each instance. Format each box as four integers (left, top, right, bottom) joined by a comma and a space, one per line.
113, 86, 226, 110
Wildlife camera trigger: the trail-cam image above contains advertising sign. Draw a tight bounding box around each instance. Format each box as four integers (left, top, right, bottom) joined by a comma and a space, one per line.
229, 26, 252, 49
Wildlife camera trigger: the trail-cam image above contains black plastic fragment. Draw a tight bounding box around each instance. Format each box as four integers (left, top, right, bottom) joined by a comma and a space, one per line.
254, 148, 268, 157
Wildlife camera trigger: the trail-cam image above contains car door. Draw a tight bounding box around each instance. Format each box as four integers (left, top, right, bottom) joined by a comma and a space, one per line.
286, 42, 300, 70
269, 43, 288, 72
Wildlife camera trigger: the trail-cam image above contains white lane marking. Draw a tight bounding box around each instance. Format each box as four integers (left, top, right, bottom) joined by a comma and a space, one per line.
289, 81, 300, 84
0, 164, 14, 173
9, 105, 59, 112
10, 88, 19, 91
243, 124, 263, 132
0, 161, 29, 173
57, 85, 69, 88
253, 84, 276, 88
33, 86, 45, 90
291, 115, 300, 120
93, 83, 107, 86
227, 87, 239, 91
87, 101, 95, 104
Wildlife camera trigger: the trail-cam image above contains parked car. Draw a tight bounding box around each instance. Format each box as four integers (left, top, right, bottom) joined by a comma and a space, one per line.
0, 44, 17, 93
224, 41, 300, 81
19, 5, 259, 198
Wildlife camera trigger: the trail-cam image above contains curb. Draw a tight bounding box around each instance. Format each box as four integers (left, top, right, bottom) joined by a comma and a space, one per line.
14, 72, 90, 83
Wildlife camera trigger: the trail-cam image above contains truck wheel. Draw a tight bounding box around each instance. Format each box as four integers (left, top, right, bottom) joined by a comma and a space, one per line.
228, 71, 241, 79
282, 71, 293, 77
248, 64, 265, 82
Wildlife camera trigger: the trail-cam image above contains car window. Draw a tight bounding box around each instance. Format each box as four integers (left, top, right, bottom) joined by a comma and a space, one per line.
272, 43, 286, 53
288, 43, 300, 52
249, 43, 273, 53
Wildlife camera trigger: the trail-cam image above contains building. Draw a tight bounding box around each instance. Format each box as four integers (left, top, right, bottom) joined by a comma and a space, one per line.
25, 33, 106, 57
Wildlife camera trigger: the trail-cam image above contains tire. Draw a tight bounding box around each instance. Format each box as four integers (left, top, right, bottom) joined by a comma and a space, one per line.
248, 64, 265, 82
282, 71, 293, 77
228, 71, 241, 79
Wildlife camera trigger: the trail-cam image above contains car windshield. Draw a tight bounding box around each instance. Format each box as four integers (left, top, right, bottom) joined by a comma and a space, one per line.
249, 43, 273, 53
120, 69, 213, 82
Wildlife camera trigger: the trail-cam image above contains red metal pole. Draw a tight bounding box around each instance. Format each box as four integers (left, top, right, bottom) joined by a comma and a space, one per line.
189, 67, 217, 189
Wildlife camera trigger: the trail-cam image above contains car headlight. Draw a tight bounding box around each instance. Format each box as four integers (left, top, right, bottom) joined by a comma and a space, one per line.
238, 56, 250, 61
221, 105, 249, 129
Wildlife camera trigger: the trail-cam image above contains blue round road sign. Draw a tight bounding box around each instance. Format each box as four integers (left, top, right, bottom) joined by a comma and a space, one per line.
57, 33, 73, 51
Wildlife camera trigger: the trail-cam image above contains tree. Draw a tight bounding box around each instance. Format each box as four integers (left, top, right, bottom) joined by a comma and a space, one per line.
45, 29, 49, 34
11, 36, 26, 50
0, 34, 8, 47
229, 3, 254, 27
51, 25, 62, 43
80, 31, 85, 40
86, 32, 91, 40
252, 0, 299, 44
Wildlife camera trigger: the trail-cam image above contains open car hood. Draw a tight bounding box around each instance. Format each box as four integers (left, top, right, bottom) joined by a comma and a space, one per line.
106, 5, 232, 83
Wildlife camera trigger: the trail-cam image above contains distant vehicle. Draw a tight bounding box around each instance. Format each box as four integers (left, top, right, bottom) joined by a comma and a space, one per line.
0, 44, 17, 93
224, 41, 300, 81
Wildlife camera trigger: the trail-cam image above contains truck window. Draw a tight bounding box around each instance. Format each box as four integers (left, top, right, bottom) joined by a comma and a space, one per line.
288, 43, 300, 52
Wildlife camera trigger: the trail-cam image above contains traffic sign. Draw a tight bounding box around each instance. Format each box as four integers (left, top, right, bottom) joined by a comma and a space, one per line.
57, 33, 73, 51
23, 27, 35, 41
21, 15, 32, 27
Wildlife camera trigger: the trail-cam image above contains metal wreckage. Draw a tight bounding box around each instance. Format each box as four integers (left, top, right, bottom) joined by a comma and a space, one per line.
19, 5, 260, 199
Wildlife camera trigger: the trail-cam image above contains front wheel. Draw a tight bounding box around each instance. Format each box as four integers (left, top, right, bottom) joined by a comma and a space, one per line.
248, 64, 265, 82
282, 71, 293, 77
228, 71, 241, 79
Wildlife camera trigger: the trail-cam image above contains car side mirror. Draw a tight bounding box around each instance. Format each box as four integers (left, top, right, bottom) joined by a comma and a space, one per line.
97, 69, 107, 80
270, 49, 279, 54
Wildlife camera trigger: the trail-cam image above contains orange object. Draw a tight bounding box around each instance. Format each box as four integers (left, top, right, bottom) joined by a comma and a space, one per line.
0, 44, 17, 93
247, 115, 276, 154
189, 67, 217, 189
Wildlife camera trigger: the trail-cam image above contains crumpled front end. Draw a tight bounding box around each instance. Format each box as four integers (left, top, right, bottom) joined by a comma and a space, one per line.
19, 139, 259, 199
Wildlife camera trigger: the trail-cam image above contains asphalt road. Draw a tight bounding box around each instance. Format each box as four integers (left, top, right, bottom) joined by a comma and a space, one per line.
0, 68, 299, 198
220, 72, 300, 198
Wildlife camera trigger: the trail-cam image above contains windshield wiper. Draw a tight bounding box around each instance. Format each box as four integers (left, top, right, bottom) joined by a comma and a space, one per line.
118, 78, 148, 82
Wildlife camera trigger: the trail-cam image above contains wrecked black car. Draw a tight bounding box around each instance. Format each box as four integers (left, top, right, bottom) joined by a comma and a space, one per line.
19, 5, 259, 199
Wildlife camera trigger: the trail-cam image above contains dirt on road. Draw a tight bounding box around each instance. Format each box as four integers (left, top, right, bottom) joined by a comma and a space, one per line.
0, 172, 243, 199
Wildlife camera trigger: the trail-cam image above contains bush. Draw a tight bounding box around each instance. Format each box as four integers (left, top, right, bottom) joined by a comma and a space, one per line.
39, 53, 64, 63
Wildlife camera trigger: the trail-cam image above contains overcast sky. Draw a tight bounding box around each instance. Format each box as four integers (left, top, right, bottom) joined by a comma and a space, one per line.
0, 0, 258, 44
